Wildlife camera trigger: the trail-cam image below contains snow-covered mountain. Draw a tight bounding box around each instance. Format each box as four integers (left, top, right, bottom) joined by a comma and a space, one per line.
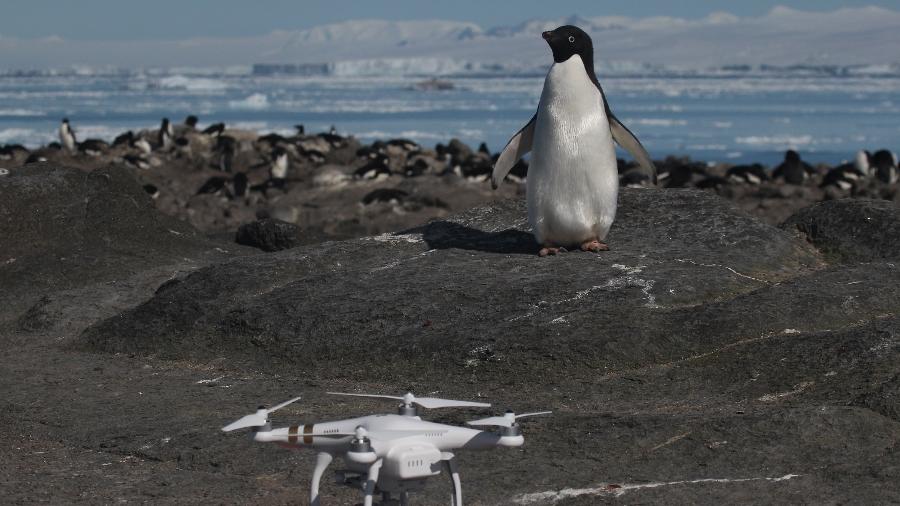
2, 6, 900, 75
264, 6, 900, 76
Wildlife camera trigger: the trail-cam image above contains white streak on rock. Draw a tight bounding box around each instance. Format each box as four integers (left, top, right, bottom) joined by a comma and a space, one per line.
195, 375, 225, 385
514, 474, 802, 504
612, 263, 646, 275
365, 233, 423, 244
369, 249, 436, 273
509, 268, 658, 321
757, 381, 814, 402
674, 258, 768, 284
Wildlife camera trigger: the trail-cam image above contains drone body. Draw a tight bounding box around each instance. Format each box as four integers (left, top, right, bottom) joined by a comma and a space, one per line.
222, 392, 549, 506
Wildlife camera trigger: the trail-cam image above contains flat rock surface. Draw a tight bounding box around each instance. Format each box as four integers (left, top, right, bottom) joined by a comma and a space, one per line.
2, 176, 899, 505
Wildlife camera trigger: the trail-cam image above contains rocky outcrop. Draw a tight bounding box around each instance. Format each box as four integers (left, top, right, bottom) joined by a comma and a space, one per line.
781, 198, 900, 262
235, 218, 306, 252
80, 188, 840, 379
0, 164, 239, 320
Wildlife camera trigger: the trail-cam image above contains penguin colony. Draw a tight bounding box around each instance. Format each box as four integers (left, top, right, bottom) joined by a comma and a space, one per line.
0, 112, 894, 245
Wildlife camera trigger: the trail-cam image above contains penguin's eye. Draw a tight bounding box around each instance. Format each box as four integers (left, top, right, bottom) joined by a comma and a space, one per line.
568, 35, 575, 43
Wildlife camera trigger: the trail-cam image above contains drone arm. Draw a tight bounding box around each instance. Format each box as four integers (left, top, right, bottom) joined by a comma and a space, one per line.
310, 452, 333, 506
362, 458, 383, 506
443, 455, 463, 506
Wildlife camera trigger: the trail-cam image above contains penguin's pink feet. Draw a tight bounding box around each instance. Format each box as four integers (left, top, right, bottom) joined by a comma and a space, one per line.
538, 245, 567, 257
580, 239, 610, 253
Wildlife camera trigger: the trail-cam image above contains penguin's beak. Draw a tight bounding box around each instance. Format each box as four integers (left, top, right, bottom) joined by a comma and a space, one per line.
542, 31, 552, 41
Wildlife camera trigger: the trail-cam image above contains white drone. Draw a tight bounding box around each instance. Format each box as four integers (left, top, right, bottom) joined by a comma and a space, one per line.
222, 391, 550, 506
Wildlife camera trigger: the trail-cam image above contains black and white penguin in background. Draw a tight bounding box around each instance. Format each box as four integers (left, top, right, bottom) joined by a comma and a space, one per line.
59, 118, 76, 152
491, 25, 655, 256
854, 150, 874, 177
772, 150, 816, 184
872, 149, 898, 184
268, 147, 289, 190
158, 117, 174, 150
215, 136, 236, 173
202, 122, 226, 137
726, 164, 768, 185
173, 115, 199, 137
0, 144, 28, 161
821, 150, 872, 191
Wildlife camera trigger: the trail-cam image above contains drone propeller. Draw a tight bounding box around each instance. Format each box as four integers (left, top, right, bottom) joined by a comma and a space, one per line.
287, 427, 431, 441
467, 410, 552, 428
327, 391, 490, 410
222, 395, 302, 432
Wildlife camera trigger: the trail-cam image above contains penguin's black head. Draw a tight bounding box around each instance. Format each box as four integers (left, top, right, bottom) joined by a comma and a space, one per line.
542, 25, 593, 64
184, 115, 198, 127
161, 117, 170, 127
785, 150, 800, 163
62, 118, 70, 124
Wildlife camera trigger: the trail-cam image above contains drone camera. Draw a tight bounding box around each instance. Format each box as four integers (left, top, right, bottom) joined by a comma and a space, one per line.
384, 446, 442, 480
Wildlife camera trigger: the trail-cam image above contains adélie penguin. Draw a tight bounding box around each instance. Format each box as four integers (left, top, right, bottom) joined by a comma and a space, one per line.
158, 118, 174, 150
492, 25, 655, 256
59, 118, 77, 152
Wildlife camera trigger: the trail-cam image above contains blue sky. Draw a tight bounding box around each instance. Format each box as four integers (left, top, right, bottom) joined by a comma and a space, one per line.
2, 0, 898, 40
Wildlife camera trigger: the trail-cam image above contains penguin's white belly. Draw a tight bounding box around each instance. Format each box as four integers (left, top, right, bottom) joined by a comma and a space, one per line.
271, 156, 288, 179
527, 56, 618, 246
60, 128, 75, 151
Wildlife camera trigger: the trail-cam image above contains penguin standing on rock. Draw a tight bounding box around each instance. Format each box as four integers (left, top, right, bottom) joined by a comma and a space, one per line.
59, 118, 77, 152
215, 136, 236, 172
158, 118, 174, 150
492, 26, 655, 256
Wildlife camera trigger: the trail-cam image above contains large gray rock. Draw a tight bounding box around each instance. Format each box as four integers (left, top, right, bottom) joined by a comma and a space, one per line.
235, 218, 305, 252
781, 198, 900, 262
79, 188, 831, 378
0, 164, 238, 320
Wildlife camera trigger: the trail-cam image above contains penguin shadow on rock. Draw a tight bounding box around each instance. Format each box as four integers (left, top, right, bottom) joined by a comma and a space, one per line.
413, 221, 539, 254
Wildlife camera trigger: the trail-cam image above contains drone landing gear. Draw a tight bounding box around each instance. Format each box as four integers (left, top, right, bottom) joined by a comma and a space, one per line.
379, 490, 409, 506
362, 459, 383, 506
335, 468, 429, 505
310, 452, 333, 506
442, 455, 463, 506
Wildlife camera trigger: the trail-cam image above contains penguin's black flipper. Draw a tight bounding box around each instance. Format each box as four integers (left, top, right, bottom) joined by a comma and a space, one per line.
607, 112, 656, 184
492, 113, 536, 189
